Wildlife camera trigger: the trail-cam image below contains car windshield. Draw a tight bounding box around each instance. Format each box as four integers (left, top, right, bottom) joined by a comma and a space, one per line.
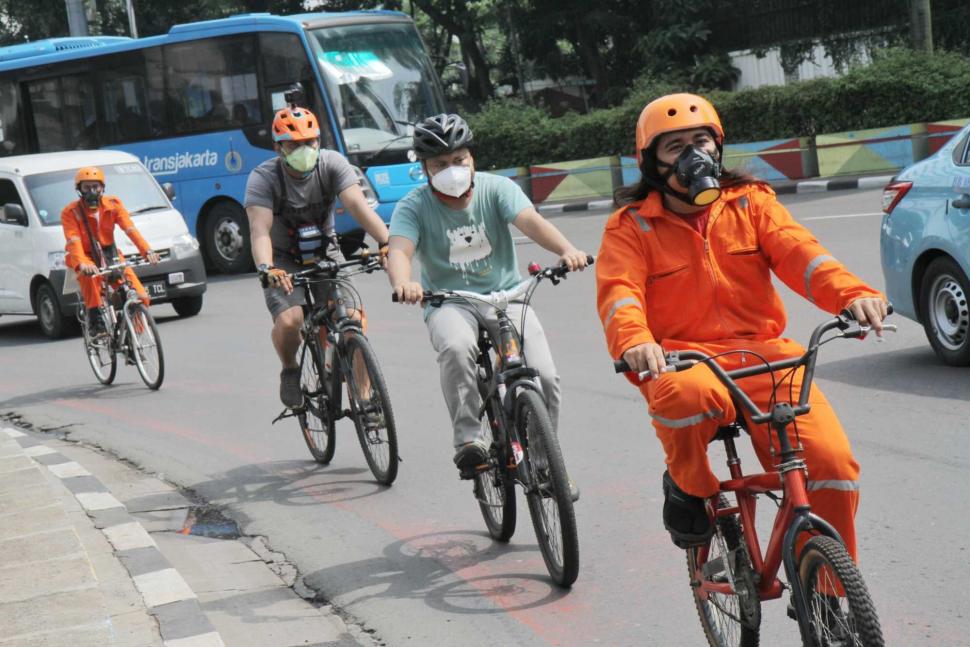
26, 162, 169, 226
307, 21, 445, 158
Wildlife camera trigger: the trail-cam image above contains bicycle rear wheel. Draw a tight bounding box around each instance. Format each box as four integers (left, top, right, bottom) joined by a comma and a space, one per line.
517, 389, 579, 588
298, 336, 336, 464
797, 536, 883, 647
82, 307, 116, 385
343, 333, 399, 485
125, 303, 164, 390
474, 386, 516, 541
687, 499, 761, 647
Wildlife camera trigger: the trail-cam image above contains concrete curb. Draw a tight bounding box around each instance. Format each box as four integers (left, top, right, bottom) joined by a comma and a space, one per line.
535, 174, 897, 214
1, 426, 224, 647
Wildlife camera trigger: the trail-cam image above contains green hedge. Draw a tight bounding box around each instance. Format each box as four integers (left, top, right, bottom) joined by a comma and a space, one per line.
467, 49, 970, 170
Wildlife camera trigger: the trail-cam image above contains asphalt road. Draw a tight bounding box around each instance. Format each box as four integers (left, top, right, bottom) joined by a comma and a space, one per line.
2, 188, 967, 646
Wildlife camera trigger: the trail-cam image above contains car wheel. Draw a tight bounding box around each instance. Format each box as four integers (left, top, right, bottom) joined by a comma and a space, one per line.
203, 202, 252, 274
35, 282, 78, 339
172, 295, 203, 318
920, 256, 970, 366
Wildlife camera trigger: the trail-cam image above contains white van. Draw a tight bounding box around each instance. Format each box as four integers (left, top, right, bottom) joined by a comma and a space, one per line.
0, 150, 206, 338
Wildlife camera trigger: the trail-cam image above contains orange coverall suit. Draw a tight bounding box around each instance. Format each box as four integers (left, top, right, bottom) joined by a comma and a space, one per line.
60, 197, 151, 309
596, 183, 883, 559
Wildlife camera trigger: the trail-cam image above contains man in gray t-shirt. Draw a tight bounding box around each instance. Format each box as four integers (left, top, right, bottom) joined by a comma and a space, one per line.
245, 105, 389, 408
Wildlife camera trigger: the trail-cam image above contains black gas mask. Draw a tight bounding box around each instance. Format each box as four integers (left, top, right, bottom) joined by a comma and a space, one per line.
657, 145, 722, 206
78, 186, 103, 208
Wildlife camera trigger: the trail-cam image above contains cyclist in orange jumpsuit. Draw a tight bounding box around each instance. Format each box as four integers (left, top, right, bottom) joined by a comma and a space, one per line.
61, 167, 159, 334
595, 94, 888, 559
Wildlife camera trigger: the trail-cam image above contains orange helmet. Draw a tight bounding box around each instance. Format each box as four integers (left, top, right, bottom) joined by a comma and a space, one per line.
74, 166, 105, 188
272, 107, 320, 142
635, 93, 724, 164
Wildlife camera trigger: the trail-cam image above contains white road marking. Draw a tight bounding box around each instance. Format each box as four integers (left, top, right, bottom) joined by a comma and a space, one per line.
75, 492, 125, 511
103, 521, 157, 551
23, 445, 57, 457
164, 632, 227, 647
132, 568, 197, 608
47, 461, 92, 479
801, 212, 884, 221
1, 428, 26, 438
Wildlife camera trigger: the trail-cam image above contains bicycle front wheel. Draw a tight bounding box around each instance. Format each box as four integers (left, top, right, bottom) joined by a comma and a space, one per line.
797, 536, 883, 647
125, 303, 164, 389
83, 308, 116, 385
343, 334, 399, 485
517, 389, 579, 588
687, 501, 761, 647
298, 337, 336, 464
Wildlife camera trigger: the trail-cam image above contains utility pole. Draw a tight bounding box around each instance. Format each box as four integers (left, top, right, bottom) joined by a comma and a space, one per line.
65, 0, 89, 36
125, 0, 139, 38
910, 0, 933, 52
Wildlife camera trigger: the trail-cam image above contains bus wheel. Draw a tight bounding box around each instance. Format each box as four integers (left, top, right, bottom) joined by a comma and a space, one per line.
204, 202, 252, 274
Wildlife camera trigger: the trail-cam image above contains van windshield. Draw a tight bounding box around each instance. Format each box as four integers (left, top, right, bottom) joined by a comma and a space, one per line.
26, 162, 169, 226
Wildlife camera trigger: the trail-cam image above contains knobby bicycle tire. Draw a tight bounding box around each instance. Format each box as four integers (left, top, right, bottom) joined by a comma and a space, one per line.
474, 376, 516, 541
517, 389, 579, 588
126, 303, 164, 390
687, 500, 761, 647
342, 333, 399, 485
83, 306, 116, 385
298, 335, 336, 464
797, 536, 883, 647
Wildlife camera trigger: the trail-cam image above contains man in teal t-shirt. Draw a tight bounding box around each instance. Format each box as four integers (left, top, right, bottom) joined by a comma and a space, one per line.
387, 113, 589, 481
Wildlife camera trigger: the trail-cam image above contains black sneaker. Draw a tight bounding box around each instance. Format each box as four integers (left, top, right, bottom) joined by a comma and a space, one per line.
279, 368, 303, 408
662, 470, 714, 549
454, 442, 489, 479
87, 307, 106, 337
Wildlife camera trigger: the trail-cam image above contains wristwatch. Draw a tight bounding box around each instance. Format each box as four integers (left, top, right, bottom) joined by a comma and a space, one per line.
256, 263, 271, 273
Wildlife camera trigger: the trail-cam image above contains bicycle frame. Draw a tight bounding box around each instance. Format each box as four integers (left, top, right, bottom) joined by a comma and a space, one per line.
83, 261, 148, 356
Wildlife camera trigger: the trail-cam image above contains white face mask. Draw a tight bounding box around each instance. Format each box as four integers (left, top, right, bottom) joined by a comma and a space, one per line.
430, 165, 472, 198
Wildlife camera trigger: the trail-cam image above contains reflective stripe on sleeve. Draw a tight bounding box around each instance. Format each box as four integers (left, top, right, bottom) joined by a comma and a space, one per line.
649, 408, 723, 429
635, 216, 652, 232
807, 479, 859, 492
804, 254, 836, 303
604, 296, 640, 327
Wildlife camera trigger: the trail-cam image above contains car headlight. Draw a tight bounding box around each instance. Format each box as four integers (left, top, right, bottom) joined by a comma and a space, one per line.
49, 251, 67, 271
172, 233, 200, 258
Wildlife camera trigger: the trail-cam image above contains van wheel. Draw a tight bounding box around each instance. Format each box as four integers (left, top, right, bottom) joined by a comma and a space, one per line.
920, 256, 970, 366
204, 202, 252, 274
172, 295, 203, 318
36, 282, 78, 339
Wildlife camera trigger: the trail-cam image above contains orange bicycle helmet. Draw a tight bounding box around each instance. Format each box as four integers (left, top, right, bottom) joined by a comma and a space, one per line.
272, 107, 320, 142
74, 166, 105, 188
635, 94, 724, 164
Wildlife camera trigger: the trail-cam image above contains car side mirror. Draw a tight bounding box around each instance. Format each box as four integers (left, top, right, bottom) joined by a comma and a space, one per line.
161, 182, 175, 201
2, 203, 27, 226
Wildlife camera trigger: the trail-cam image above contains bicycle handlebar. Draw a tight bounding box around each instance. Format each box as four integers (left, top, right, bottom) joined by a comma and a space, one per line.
391, 256, 595, 304
613, 305, 896, 425
92, 259, 152, 276
260, 252, 382, 288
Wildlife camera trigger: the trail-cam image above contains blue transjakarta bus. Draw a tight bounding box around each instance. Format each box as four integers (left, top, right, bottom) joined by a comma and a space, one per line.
0, 11, 446, 272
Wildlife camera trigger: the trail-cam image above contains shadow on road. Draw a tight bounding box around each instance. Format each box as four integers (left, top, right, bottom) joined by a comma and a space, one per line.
817, 345, 970, 402
0, 312, 180, 349
0, 383, 153, 408
301, 530, 568, 615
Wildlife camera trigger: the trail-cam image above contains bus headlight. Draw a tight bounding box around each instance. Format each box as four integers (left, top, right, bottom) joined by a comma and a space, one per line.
352, 165, 380, 210
172, 233, 200, 258
49, 251, 67, 271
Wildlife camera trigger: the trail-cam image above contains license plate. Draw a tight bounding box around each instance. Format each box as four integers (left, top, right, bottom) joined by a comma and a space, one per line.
146, 281, 167, 298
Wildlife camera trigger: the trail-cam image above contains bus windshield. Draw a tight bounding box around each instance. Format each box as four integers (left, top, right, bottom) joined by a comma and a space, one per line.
308, 21, 445, 162
26, 162, 168, 226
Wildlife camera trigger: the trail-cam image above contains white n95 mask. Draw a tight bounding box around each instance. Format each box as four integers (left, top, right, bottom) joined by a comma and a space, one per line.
430, 165, 472, 197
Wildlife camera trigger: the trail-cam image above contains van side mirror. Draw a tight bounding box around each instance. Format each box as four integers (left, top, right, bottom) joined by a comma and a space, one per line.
2, 203, 27, 226
162, 182, 175, 200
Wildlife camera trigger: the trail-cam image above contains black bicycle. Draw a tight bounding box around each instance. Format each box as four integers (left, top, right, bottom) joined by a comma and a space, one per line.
394, 257, 593, 587
79, 259, 164, 390
269, 252, 399, 485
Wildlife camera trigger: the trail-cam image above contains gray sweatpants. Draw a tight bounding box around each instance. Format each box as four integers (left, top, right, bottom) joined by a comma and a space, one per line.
425, 300, 560, 448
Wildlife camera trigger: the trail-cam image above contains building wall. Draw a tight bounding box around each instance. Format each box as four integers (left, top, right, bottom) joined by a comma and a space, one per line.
729, 43, 871, 89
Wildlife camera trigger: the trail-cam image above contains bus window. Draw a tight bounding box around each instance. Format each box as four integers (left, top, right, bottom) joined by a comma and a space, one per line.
259, 32, 334, 150
99, 49, 167, 144
61, 75, 98, 149
165, 35, 261, 136
0, 80, 25, 155
26, 79, 65, 152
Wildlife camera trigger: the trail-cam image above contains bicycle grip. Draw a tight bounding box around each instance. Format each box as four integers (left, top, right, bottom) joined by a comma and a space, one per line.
391, 292, 400, 303
614, 359, 630, 373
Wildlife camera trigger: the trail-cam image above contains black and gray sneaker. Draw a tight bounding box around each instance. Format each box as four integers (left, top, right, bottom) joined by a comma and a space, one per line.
662, 470, 714, 549
87, 307, 106, 337
454, 442, 489, 479
279, 368, 303, 408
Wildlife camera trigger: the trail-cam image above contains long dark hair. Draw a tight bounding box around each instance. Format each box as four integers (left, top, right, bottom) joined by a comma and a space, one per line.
613, 145, 760, 208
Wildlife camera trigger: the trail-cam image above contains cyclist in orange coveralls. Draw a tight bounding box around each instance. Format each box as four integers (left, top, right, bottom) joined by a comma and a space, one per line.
61, 166, 160, 334
595, 94, 888, 557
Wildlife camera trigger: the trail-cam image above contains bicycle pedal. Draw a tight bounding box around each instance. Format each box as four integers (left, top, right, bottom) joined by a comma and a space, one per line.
458, 463, 490, 481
